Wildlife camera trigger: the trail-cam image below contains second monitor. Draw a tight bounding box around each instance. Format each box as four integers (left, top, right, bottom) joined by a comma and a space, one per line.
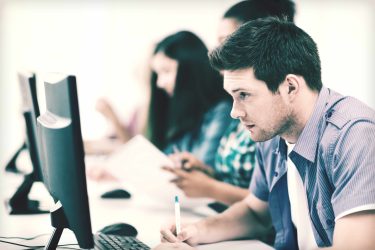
6, 72, 47, 215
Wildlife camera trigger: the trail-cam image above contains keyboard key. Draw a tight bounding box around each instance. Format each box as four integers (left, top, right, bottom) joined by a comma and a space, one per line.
94, 233, 150, 250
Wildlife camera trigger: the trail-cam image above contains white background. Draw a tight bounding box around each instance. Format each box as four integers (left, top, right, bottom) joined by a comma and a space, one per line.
1, 0, 374, 167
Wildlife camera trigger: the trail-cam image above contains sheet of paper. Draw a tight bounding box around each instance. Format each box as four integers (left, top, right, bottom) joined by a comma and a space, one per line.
104, 135, 213, 208
197, 240, 274, 250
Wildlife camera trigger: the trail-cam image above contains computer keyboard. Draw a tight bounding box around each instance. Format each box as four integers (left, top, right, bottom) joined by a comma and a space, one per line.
94, 233, 151, 250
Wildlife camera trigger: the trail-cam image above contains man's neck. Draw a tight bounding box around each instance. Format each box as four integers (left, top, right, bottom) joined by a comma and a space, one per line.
282, 90, 319, 144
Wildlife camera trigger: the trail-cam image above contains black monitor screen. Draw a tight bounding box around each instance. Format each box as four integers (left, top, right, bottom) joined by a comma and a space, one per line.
37, 74, 93, 248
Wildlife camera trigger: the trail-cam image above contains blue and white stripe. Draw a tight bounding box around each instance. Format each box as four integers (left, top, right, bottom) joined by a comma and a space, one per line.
250, 87, 375, 248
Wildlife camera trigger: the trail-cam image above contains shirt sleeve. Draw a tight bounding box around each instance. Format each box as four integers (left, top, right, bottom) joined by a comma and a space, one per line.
330, 120, 375, 217
249, 143, 270, 202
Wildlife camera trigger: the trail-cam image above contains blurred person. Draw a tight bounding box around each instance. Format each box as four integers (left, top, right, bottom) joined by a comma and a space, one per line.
155, 17, 375, 250
87, 30, 232, 181
84, 98, 145, 155
164, 0, 295, 206
148, 30, 231, 167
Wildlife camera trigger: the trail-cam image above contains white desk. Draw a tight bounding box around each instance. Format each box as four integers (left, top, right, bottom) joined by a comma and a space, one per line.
0, 171, 273, 250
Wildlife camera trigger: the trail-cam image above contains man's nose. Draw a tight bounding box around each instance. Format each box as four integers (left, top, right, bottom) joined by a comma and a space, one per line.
230, 101, 245, 119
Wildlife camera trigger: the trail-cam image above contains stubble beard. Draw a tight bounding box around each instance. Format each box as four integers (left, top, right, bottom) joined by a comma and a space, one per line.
250, 107, 295, 143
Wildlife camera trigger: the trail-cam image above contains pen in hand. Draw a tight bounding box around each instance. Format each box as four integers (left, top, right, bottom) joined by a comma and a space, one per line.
175, 195, 181, 236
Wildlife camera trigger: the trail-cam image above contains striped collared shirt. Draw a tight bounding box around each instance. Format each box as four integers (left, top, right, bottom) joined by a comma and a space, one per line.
250, 87, 375, 249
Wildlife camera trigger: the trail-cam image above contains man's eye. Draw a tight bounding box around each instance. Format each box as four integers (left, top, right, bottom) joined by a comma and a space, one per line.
239, 92, 249, 100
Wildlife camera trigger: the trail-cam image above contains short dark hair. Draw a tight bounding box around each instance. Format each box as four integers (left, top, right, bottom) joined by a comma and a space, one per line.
148, 31, 228, 149
209, 17, 322, 93
224, 0, 295, 24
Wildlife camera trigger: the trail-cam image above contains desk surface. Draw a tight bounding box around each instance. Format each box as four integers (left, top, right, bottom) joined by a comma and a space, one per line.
0, 171, 273, 250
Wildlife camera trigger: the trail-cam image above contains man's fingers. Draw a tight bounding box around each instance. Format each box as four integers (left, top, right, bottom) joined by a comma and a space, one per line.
161, 236, 169, 243
177, 230, 189, 241
160, 228, 178, 243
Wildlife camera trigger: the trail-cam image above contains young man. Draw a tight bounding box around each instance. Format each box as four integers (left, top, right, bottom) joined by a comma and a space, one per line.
155, 17, 375, 250
164, 0, 296, 206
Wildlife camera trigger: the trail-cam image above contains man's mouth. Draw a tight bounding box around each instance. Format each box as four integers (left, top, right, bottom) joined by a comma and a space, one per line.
244, 124, 255, 130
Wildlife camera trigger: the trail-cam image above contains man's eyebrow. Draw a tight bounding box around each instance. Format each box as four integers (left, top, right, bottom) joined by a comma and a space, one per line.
232, 88, 246, 93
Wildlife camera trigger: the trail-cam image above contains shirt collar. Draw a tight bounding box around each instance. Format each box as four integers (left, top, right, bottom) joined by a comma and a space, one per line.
287, 87, 330, 163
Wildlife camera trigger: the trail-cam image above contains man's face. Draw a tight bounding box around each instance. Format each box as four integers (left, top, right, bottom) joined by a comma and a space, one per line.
224, 68, 293, 142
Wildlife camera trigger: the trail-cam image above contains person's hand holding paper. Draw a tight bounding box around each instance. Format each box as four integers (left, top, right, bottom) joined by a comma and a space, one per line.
162, 151, 218, 198
167, 168, 219, 198
101, 135, 213, 207
164, 151, 214, 176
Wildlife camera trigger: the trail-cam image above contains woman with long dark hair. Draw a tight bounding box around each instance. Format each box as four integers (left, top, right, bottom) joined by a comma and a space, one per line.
149, 30, 232, 167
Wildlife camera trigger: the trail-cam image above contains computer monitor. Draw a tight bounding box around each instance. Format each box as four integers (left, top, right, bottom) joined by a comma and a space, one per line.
37, 74, 93, 249
5, 72, 48, 214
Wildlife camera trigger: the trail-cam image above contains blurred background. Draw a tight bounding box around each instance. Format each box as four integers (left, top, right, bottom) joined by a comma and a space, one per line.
1, 0, 374, 168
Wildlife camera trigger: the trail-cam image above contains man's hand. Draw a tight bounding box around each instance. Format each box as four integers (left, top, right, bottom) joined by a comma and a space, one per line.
153, 242, 196, 250
160, 222, 200, 246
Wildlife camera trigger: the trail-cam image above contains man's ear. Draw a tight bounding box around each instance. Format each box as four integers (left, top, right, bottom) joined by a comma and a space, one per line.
287, 81, 296, 94
284, 74, 300, 100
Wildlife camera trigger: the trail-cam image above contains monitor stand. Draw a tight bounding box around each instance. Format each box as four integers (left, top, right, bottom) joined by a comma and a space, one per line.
5, 173, 48, 215
4, 142, 27, 173
45, 202, 69, 250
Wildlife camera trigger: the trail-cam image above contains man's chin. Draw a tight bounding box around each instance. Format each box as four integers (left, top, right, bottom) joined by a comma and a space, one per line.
248, 130, 273, 142
247, 131, 260, 142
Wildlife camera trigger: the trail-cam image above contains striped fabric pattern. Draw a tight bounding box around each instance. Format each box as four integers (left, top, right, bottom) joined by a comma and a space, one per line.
250, 87, 375, 248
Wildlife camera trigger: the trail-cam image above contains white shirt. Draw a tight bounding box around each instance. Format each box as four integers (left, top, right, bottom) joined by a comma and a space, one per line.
286, 142, 318, 250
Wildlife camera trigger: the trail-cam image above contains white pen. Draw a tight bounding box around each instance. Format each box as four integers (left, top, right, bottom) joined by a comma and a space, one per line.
175, 195, 181, 235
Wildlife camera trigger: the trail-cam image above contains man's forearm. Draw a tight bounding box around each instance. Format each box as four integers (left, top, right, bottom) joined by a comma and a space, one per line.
195, 200, 271, 244
208, 180, 248, 205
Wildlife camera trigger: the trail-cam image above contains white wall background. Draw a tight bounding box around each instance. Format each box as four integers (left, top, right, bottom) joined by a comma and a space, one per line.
1, 0, 374, 166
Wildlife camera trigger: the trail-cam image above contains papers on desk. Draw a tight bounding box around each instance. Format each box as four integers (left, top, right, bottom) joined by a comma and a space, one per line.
197, 240, 274, 250
103, 135, 213, 209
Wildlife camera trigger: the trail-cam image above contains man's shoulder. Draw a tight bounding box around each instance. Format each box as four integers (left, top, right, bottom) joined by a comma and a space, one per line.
325, 91, 375, 130
319, 92, 375, 166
